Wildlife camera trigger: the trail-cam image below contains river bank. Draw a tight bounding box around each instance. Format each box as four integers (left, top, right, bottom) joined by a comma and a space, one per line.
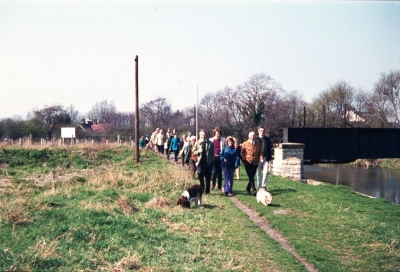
350, 158, 400, 168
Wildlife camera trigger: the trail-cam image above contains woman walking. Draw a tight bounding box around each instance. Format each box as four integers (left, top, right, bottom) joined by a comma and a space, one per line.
220, 136, 240, 197
156, 129, 166, 154
184, 136, 198, 179
170, 133, 181, 164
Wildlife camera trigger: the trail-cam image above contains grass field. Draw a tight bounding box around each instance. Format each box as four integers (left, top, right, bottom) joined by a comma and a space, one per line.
0, 145, 399, 271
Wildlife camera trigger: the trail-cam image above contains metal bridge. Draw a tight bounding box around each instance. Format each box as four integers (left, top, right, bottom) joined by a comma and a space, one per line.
283, 128, 400, 163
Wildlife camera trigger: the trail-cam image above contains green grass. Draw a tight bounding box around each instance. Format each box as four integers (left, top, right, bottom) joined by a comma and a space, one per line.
235, 176, 400, 272
0, 145, 399, 271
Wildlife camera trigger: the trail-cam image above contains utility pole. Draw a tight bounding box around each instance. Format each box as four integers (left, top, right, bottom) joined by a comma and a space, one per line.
196, 86, 198, 137
135, 55, 139, 164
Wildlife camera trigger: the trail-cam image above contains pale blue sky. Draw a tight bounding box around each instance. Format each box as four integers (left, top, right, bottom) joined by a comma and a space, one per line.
0, 0, 399, 119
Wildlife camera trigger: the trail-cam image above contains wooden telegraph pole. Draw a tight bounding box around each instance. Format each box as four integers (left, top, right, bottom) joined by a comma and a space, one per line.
135, 55, 139, 164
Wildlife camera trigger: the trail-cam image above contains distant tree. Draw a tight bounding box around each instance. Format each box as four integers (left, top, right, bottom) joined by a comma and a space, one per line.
180, 106, 196, 134
308, 81, 355, 127
114, 112, 134, 128
236, 73, 282, 131
374, 70, 400, 126
86, 100, 119, 137
139, 97, 172, 131
168, 109, 186, 133
0, 119, 4, 140
281, 90, 307, 128
218, 86, 247, 141
198, 91, 227, 135
33, 105, 71, 140
22, 117, 46, 140
65, 104, 80, 124
0, 117, 24, 140
88, 100, 118, 125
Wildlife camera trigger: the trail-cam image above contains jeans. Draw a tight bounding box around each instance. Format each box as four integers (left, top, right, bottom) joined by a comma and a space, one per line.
222, 166, 235, 193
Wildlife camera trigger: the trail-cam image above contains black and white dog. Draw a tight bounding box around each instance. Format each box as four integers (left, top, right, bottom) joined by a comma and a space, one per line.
177, 184, 203, 208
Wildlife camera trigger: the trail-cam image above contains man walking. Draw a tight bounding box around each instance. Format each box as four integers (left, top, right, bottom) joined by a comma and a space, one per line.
256, 126, 272, 190
210, 127, 226, 191
193, 130, 215, 194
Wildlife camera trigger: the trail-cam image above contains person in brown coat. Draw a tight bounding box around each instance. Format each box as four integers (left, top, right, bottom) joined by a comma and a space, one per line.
240, 131, 261, 195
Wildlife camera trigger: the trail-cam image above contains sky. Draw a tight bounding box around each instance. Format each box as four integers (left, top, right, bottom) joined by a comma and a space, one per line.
0, 0, 399, 119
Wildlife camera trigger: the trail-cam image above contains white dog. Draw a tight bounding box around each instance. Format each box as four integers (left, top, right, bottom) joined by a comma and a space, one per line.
256, 188, 272, 206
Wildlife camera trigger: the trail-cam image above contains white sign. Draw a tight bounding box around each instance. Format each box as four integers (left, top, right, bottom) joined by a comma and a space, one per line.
61, 127, 76, 138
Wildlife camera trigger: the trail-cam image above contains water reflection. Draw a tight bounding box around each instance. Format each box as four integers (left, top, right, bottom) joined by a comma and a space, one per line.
304, 164, 400, 205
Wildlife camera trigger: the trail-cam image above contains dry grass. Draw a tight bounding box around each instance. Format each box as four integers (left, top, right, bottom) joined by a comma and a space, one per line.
28, 236, 60, 260
0, 141, 132, 150
0, 188, 33, 226
118, 196, 138, 215
165, 221, 201, 234
145, 197, 170, 209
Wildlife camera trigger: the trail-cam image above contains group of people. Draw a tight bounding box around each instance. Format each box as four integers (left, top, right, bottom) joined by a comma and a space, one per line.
142, 126, 272, 197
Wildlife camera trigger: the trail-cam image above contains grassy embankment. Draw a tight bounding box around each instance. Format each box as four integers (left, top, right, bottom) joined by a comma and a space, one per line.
0, 145, 399, 271
352, 158, 400, 168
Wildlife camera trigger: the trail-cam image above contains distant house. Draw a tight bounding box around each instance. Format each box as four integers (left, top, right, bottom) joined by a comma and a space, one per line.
78, 119, 111, 141
345, 110, 366, 123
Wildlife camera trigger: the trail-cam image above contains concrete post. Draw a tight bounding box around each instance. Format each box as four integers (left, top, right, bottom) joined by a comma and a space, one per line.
271, 143, 305, 180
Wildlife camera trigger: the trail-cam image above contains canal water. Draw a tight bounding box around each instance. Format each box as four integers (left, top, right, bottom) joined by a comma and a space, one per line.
304, 164, 400, 205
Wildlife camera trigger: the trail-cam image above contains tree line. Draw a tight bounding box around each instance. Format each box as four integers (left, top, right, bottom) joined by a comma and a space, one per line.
1, 70, 399, 144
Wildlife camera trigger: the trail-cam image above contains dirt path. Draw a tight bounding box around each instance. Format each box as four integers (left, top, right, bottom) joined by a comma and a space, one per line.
159, 151, 317, 271
230, 196, 318, 272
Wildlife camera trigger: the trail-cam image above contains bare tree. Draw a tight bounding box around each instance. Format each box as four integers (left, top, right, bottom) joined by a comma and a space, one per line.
374, 70, 400, 126
139, 97, 172, 131
65, 104, 80, 124
198, 91, 227, 135
88, 100, 118, 125
279, 90, 307, 128
236, 73, 282, 131
308, 81, 355, 127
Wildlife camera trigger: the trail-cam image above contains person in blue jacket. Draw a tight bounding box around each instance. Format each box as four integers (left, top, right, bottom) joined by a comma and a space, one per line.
220, 136, 240, 197
170, 133, 181, 163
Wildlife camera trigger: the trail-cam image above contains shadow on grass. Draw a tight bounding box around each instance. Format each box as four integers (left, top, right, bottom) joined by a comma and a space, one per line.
268, 203, 281, 207
201, 204, 218, 209
269, 188, 297, 196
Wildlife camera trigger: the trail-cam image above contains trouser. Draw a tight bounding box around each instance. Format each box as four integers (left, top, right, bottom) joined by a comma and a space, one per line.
222, 166, 235, 193
157, 145, 164, 154
244, 163, 258, 192
197, 161, 212, 194
166, 143, 171, 160
211, 158, 223, 189
257, 161, 269, 189
173, 150, 179, 162
188, 159, 197, 179
181, 151, 186, 166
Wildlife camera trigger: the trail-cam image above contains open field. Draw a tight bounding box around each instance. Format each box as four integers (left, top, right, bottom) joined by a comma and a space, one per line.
1, 145, 399, 271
